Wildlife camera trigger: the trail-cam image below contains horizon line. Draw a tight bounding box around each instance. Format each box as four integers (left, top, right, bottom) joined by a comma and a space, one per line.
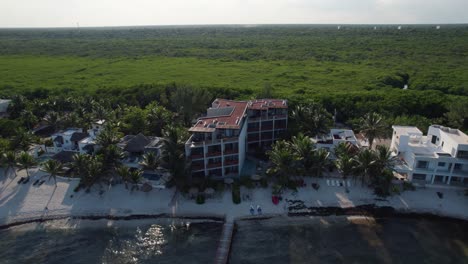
1, 22, 468, 30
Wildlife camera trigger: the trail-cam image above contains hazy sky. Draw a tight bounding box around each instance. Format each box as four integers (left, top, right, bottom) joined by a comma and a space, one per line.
1, 0, 467, 27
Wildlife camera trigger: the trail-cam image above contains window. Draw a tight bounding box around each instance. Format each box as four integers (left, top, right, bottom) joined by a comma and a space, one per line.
441, 141, 444, 147
438, 162, 445, 167
431, 135, 437, 144
416, 161, 428, 169
413, 174, 427, 181
457, 151, 468, 159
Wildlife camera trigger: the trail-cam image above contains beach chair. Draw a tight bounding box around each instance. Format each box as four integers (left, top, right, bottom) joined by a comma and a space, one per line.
347, 180, 351, 188
326, 180, 330, 186
331, 180, 336, 187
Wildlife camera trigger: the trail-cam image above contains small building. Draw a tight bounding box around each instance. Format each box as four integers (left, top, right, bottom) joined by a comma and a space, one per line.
118, 133, 163, 167
51, 128, 89, 153
78, 120, 106, 155
391, 125, 468, 187
185, 98, 288, 179
0, 99, 11, 117
313, 129, 362, 158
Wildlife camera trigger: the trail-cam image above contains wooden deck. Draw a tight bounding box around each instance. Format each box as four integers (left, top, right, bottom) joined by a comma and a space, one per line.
214, 220, 234, 264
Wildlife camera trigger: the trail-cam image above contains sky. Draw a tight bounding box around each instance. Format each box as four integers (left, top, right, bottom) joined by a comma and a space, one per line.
1, 0, 467, 28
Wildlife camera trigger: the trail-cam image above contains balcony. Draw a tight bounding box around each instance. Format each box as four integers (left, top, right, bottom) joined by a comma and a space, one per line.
207, 162, 223, 169
248, 127, 260, 132
191, 164, 205, 171
248, 136, 260, 142
248, 114, 287, 122
224, 160, 239, 166
191, 153, 204, 160
206, 151, 222, 157
261, 125, 274, 131
224, 149, 239, 155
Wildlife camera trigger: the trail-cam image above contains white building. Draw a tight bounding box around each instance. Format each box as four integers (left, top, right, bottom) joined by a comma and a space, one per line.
391, 125, 468, 187
185, 98, 288, 179
51, 120, 106, 155
313, 129, 363, 158
51, 128, 88, 153
78, 120, 106, 155
0, 99, 11, 116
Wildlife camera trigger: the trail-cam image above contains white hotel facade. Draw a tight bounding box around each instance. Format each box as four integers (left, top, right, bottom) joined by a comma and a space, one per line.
391, 125, 468, 187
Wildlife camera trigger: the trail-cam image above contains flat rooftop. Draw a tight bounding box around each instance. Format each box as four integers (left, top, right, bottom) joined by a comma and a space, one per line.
433, 125, 468, 144
248, 99, 287, 110
392, 126, 423, 136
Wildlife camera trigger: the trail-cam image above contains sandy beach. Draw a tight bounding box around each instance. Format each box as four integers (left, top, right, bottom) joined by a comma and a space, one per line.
1, 168, 467, 227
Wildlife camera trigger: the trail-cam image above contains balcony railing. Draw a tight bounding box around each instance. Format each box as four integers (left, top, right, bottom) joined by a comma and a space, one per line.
248, 114, 287, 122
191, 164, 205, 171
191, 153, 204, 159
224, 149, 239, 155
206, 151, 222, 157
224, 160, 239, 166
207, 162, 223, 169
248, 127, 260, 132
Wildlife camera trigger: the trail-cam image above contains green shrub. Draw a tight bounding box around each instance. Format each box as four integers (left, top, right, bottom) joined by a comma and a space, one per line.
232, 183, 241, 204
260, 178, 268, 188
196, 194, 205, 204
402, 181, 416, 191
73, 184, 82, 192
215, 182, 225, 192
391, 185, 401, 194
239, 176, 255, 189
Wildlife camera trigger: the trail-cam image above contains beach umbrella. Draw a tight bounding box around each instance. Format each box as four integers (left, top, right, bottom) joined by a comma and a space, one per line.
224, 178, 234, 184
251, 174, 262, 181
204, 188, 215, 195
141, 182, 153, 192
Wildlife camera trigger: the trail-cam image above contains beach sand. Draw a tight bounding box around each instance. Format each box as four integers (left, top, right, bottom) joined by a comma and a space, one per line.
1, 168, 467, 227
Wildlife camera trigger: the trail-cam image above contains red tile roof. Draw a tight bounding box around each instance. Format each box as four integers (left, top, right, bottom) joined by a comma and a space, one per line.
189, 99, 248, 132
189, 98, 288, 132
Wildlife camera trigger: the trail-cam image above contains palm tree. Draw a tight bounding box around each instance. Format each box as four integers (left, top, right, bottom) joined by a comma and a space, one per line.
335, 154, 356, 192
267, 140, 300, 186
353, 149, 377, 185
146, 102, 172, 136
333, 142, 354, 160
140, 151, 159, 171
101, 144, 124, 173
96, 125, 122, 149
291, 104, 333, 136
72, 153, 90, 179
116, 166, 130, 189
43, 111, 61, 132
42, 159, 63, 186
312, 148, 331, 178
290, 133, 315, 174
11, 128, 35, 152
84, 158, 103, 190
374, 145, 397, 172
161, 126, 189, 187
2, 151, 17, 178
20, 109, 38, 130
17, 152, 37, 179
129, 169, 142, 190
359, 112, 387, 149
